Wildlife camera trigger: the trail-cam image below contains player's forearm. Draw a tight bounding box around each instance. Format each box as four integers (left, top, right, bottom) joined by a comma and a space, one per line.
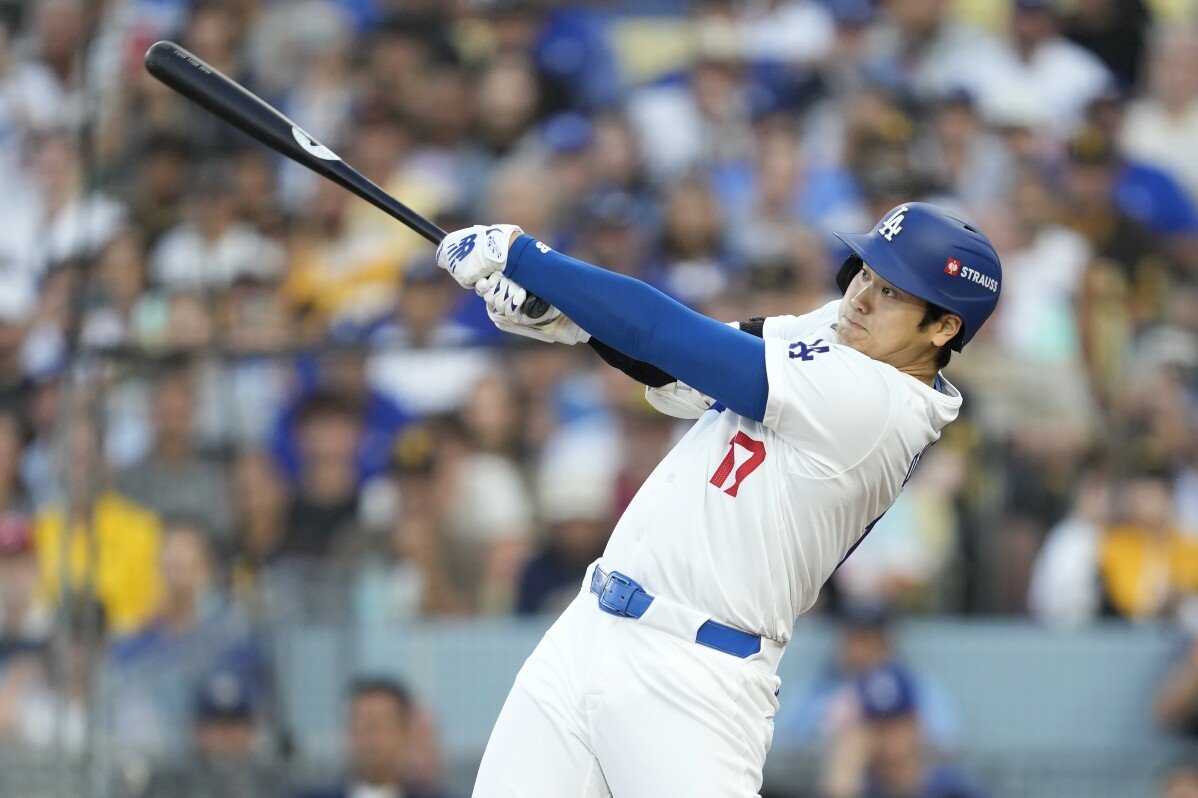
505, 235, 768, 420
589, 319, 766, 388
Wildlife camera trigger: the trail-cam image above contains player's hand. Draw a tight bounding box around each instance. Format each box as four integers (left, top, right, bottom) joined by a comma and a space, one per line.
435, 224, 523, 288
645, 381, 715, 419
475, 274, 590, 345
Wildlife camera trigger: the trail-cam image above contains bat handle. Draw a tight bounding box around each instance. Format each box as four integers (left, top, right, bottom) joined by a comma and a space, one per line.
428, 228, 551, 320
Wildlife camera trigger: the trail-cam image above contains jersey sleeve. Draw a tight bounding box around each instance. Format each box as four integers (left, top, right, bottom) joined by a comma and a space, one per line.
762, 334, 893, 472
763, 300, 839, 340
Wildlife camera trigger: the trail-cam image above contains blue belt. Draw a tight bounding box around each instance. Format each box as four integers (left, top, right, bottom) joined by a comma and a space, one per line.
589, 567, 762, 659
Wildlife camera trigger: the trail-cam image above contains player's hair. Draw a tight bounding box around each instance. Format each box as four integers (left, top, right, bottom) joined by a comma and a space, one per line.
918, 304, 957, 370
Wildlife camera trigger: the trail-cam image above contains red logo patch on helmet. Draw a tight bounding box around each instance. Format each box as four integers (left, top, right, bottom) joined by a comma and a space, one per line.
944, 258, 961, 277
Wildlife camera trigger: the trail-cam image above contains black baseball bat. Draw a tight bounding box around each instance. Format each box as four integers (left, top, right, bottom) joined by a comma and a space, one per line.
143, 41, 550, 318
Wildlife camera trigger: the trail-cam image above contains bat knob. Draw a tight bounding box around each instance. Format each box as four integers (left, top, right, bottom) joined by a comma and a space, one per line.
521, 295, 552, 320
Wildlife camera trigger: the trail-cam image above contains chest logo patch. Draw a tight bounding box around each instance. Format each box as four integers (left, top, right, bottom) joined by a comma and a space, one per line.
788, 338, 830, 362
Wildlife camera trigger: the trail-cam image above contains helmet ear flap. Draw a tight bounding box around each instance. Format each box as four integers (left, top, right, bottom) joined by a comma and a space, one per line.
836, 255, 863, 294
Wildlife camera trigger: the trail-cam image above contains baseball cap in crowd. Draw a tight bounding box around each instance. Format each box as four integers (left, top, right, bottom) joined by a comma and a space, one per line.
195, 670, 258, 722
541, 113, 594, 156
856, 663, 918, 720
0, 513, 33, 555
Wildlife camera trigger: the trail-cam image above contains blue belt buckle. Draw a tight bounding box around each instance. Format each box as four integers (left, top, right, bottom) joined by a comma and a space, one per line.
597, 570, 640, 617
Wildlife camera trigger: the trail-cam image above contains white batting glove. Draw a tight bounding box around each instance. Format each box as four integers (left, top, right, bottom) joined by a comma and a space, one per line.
645, 381, 715, 419
435, 224, 523, 288
475, 274, 591, 345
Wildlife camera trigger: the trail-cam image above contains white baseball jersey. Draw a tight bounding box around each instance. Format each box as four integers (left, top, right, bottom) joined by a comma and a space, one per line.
599, 300, 962, 642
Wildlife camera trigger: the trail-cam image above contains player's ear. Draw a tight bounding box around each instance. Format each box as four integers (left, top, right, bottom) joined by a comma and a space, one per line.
930, 313, 962, 347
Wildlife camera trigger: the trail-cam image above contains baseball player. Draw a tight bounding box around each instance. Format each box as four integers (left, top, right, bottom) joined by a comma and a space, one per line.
433, 203, 1001, 797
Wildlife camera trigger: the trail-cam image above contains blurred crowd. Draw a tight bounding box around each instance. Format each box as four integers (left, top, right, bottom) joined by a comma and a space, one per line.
0, 0, 1197, 794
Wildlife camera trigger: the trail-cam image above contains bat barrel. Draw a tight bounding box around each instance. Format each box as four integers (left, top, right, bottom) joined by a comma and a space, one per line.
144, 41, 447, 245
144, 40, 548, 316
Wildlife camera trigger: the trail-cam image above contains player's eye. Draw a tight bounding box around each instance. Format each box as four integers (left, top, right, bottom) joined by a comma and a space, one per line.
882, 286, 895, 297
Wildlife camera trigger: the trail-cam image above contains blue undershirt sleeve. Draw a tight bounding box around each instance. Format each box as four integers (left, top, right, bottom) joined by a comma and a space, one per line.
504, 235, 768, 422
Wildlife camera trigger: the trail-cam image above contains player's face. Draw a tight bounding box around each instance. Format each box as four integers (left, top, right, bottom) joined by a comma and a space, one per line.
835, 265, 957, 369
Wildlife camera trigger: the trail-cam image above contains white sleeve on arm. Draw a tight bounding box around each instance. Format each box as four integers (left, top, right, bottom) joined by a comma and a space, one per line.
762, 335, 892, 472
763, 300, 839, 340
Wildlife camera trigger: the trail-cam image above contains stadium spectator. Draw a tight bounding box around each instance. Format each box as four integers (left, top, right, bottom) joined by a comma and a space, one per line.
1028, 464, 1113, 627
864, 0, 1005, 105
913, 90, 1014, 210
81, 230, 150, 350
123, 134, 192, 247
822, 664, 989, 798
833, 447, 967, 612
1123, 24, 1198, 207
108, 519, 265, 757
1096, 471, 1195, 621
977, 0, 1114, 136
566, 186, 650, 281
0, 598, 105, 754
646, 176, 732, 306
117, 361, 234, 545
355, 424, 469, 622
143, 669, 284, 798
278, 392, 366, 560
516, 427, 617, 615
228, 449, 288, 599
625, 33, 756, 184
437, 401, 533, 615
775, 605, 960, 752
366, 255, 492, 417
271, 346, 411, 487
0, 512, 49, 664
281, 140, 414, 334
0, 131, 126, 328
1061, 0, 1152, 88
149, 162, 285, 294
300, 678, 446, 798
1062, 126, 1176, 403
34, 418, 162, 634
1081, 93, 1198, 245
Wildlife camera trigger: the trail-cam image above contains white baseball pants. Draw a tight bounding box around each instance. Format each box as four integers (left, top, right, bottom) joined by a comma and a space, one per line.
472, 565, 784, 797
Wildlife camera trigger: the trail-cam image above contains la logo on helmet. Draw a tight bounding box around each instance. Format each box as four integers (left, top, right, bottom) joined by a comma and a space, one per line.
878, 205, 909, 241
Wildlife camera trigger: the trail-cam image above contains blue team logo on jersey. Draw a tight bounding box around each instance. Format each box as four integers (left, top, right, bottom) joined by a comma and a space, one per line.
788, 338, 830, 361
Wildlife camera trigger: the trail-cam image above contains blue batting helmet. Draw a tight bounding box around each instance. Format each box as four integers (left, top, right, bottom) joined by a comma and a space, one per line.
833, 202, 1001, 350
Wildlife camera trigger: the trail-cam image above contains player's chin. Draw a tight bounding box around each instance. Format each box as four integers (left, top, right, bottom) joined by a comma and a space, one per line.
835, 324, 864, 348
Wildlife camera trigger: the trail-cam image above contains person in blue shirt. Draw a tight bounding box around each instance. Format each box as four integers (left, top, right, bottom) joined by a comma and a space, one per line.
825, 663, 990, 798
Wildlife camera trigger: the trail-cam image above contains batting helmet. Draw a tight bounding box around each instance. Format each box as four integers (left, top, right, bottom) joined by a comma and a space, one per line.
833, 203, 1001, 350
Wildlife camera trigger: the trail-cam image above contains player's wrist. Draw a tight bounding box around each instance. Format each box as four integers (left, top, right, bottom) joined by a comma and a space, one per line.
503, 233, 539, 281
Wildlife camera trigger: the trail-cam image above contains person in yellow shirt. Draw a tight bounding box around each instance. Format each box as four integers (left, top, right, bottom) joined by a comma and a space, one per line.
1099, 471, 1198, 620
33, 420, 162, 635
